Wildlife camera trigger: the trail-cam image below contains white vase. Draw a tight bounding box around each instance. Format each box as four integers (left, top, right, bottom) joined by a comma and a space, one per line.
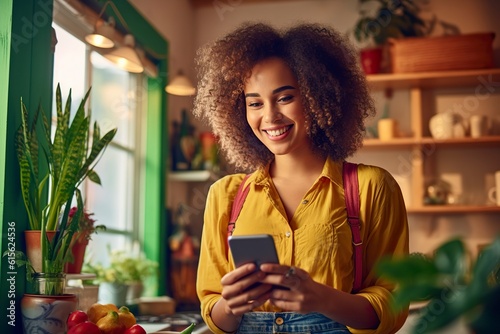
98, 282, 128, 306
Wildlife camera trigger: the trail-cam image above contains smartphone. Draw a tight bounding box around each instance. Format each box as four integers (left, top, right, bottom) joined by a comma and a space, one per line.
228, 234, 279, 268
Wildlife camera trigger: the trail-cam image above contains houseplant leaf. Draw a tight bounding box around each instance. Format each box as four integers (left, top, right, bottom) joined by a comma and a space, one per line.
17, 83, 117, 277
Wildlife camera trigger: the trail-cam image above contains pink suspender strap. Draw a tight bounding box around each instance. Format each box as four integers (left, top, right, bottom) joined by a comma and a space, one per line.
343, 161, 362, 293
226, 174, 251, 256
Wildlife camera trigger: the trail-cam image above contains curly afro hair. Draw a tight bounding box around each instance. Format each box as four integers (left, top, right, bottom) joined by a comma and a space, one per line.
193, 22, 375, 172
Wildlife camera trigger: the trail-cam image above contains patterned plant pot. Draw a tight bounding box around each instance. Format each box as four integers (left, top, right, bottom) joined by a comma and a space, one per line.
21, 293, 77, 334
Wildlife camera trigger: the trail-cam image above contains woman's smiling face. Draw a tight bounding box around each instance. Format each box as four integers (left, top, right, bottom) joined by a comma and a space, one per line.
244, 57, 311, 157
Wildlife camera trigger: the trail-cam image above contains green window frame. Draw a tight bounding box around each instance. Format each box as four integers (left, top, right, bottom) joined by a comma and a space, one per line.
0, 3, 169, 332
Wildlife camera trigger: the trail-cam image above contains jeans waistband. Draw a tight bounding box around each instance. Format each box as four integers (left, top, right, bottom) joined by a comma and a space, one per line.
236, 312, 350, 334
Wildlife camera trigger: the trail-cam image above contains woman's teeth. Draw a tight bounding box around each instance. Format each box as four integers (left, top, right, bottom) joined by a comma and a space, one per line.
266, 126, 290, 137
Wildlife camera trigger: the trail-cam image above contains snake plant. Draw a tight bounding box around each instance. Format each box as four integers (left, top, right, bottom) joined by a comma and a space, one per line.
16, 83, 117, 277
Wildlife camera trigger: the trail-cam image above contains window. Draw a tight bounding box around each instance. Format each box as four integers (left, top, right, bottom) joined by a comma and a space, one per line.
52, 22, 145, 267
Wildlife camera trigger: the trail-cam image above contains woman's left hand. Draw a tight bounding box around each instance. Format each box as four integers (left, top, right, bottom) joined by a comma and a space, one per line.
258, 264, 324, 313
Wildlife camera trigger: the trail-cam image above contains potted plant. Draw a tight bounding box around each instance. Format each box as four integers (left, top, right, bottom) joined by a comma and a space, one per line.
64, 206, 106, 274
376, 235, 500, 334
18, 83, 116, 281
15, 84, 117, 333
83, 249, 159, 305
351, 0, 428, 74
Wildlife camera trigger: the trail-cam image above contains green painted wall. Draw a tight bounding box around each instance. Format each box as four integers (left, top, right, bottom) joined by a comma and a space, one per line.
0, 2, 168, 332
1, 1, 54, 332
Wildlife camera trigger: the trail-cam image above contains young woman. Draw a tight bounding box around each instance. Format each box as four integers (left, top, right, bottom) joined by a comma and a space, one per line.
193, 22, 409, 334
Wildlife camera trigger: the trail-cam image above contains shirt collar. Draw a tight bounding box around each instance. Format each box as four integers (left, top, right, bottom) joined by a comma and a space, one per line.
250, 157, 344, 188
320, 157, 344, 188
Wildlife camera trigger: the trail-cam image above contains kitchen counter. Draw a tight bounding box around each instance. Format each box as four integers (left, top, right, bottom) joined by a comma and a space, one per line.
137, 312, 210, 334
141, 323, 210, 334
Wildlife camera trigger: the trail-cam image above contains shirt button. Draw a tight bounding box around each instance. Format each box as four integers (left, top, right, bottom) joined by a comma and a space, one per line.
285, 231, 291, 237
275, 317, 284, 325
302, 199, 309, 204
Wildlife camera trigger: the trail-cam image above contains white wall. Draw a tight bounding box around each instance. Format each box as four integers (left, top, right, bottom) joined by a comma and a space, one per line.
131, 0, 500, 256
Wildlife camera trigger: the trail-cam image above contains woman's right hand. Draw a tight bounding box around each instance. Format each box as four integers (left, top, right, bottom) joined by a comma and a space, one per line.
220, 263, 273, 316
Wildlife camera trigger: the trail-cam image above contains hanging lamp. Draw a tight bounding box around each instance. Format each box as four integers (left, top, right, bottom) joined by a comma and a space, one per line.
165, 70, 196, 96
104, 34, 143, 73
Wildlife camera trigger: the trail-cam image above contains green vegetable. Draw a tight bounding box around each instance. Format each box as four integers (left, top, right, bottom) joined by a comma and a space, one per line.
180, 323, 196, 334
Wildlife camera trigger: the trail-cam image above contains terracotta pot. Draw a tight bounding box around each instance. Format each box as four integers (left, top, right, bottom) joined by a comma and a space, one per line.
24, 230, 57, 273
360, 47, 383, 74
64, 237, 89, 274
21, 293, 77, 334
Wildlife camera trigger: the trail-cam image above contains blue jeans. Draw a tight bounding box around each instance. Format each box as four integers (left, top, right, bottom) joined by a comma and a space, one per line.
236, 312, 351, 334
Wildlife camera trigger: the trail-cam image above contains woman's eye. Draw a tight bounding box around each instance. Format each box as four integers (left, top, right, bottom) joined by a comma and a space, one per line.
247, 101, 262, 108
278, 95, 293, 103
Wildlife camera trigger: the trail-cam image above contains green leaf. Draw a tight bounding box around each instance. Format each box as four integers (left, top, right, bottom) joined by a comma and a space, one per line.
469, 236, 500, 294
433, 239, 466, 278
76, 127, 117, 182
87, 170, 101, 185
392, 284, 441, 310
377, 255, 438, 284
180, 323, 196, 334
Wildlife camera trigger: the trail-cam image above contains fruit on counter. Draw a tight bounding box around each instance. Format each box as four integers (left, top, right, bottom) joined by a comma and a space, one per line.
118, 306, 136, 329
96, 310, 126, 334
67, 310, 88, 329
180, 323, 196, 334
88, 303, 119, 323
124, 324, 147, 334
67, 321, 101, 334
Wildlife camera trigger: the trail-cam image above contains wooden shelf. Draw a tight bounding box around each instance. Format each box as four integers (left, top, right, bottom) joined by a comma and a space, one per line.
364, 67, 500, 214
168, 170, 212, 182
363, 137, 418, 148
363, 136, 500, 148
408, 205, 500, 214
366, 68, 500, 90
66, 273, 96, 281
419, 136, 500, 147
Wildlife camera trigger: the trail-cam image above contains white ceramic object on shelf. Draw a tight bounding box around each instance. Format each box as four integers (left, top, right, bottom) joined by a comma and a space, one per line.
469, 114, 490, 138
429, 112, 466, 139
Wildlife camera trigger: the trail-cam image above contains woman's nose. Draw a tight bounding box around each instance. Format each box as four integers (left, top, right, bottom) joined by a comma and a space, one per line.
263, 105, 282, 123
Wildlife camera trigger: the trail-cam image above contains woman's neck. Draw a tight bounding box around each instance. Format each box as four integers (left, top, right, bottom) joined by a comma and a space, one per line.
270, 151, 326, 181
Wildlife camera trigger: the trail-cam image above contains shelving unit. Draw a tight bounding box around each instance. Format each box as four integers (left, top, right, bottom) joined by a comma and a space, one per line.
365, 68, 500, 214
168, 170, 212, 182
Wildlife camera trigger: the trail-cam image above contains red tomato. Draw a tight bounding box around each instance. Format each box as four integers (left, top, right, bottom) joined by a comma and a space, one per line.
66, 310, 88, 329
67, 321, 101, 334
124, 324, 147, 334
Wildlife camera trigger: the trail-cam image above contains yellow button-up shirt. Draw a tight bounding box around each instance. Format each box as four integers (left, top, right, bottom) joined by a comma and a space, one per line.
197, 158, 409, 334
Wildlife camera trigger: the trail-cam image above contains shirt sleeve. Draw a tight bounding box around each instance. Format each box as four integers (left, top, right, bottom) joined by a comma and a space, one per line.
196, 174, 245, 334
347, 165, 409, 334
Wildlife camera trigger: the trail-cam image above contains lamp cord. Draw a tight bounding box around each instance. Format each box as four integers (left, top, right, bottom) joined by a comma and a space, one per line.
98, 0, 168, 60
99, 0, 131, 34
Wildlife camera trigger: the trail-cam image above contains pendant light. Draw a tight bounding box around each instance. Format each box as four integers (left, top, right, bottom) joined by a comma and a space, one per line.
85, 17, 115, 48
104, 34, 144, 73
85, 1, 144, 73
165, 70, 196, 96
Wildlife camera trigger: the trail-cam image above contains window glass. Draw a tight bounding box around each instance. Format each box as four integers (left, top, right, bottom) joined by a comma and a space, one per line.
52, 22, 141, 268
90, 52, 135, 148
86, 145, 134, 231
52, 23, 86, 110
